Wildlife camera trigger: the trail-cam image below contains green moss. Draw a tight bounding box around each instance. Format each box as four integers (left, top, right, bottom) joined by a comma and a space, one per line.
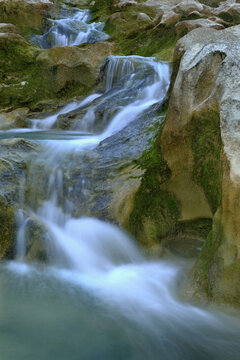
177, 218, 212, 239
193, 214, 223, 297
189, 107, 222, 214
127, 124, 180, 246
198, 0, 223, 7
133, 26, 177, 60
0, 35, 94, 110
92, 0, 177, 59
0, 196, 16, 259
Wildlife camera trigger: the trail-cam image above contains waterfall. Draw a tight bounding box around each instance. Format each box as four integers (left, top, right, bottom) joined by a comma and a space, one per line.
2, 53, 240, 359
30, 8, 109, 49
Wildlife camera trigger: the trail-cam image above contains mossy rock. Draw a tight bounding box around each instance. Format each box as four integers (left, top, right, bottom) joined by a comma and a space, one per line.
0, 196, 16, 259
0, 32, 113, 111
127, 122, 180, 247
189, 105, 222, 214
92, 0, 177, 60
0, 0, 55, 36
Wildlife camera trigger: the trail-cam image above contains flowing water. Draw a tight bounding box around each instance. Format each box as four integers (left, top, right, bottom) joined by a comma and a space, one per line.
30, 8, 109, 48
1, 53, 240, 359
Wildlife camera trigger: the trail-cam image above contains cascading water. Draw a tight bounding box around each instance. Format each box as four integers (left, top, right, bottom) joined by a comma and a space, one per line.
1, 55, 240, 360
30, 8, 109, 49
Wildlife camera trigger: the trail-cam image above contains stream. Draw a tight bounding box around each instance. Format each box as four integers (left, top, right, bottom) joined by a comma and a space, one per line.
1, 6, 240, 360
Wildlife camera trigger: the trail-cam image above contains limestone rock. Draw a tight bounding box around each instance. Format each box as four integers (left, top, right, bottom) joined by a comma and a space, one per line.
0, 31, 114, 111
175, 18, 224, 38
0, 0, 55, 34
162, 25, 240, 305
0, 23, 18, 33
160, 11, 182, 27
0, 108, 29, 130
174, 0, 204, 14
136, 12, 151, 22
108, 12, 123, 24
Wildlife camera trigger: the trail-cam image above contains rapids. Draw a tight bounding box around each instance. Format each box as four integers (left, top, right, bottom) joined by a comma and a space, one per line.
30, 8, 109, 48
1, 51, 240, 359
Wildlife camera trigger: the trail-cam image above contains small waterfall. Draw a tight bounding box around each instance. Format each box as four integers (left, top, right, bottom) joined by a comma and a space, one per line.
31, 8, 109, 49
105, 56, 135, 91
2, 54, 240, 359
15, 210, 28, 262
31, 93, 101, 130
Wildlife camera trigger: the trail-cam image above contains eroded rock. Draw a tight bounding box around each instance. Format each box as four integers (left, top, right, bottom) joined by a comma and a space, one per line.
163, 25, 240, 305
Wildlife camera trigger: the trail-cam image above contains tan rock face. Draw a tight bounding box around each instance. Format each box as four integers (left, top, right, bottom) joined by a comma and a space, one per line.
0, 0, 55, 34
0, 23, 18, 33
0, 31, 114, 111
163, 25, 240, 305
175, 18, 224, 38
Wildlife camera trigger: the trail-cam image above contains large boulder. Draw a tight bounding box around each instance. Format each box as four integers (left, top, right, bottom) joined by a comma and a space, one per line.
0, 31, 114, 111
161, 25, 240, 306
0, 0, 54, 34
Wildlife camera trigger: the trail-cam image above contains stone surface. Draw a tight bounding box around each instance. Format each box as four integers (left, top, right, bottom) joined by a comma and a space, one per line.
0, 108, 29, 130
0, 23, 18, 33
0, 138, 38, 259
175, 18, 224, 38
161, 25, 240, 305
0, 0, 55, 34
0, 32, 114, 111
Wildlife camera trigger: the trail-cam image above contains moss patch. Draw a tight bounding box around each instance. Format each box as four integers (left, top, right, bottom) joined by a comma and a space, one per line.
0, 196, 16, 259
127, 122, 180, 246
92, 0, 177, 60
193, 214, 223, 298
189, 107, 222, 214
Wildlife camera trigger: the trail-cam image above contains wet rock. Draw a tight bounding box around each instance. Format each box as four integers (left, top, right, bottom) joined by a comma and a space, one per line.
0, 108, 29, 130
0, 138, 39, 259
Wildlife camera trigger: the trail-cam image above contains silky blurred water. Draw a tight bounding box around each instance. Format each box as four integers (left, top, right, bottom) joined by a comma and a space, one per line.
1, 55, 240, 360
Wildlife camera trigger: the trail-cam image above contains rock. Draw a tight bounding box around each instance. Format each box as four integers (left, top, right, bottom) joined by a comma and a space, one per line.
113, 0, 138, 9
108, 12, 123, 24
0, 23, 18, 33
0, 137, 39, 259
161, 25, 240, 305
175, 18, 224, 38
174, 0, 204, 14
160, 11, 182, 27
0, 0, 55, 34
0, 195, 16, 259
0, 108, 29, 130
0, 31, 114, 111
213, 1, 240, 25
136, 12, 151, 22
